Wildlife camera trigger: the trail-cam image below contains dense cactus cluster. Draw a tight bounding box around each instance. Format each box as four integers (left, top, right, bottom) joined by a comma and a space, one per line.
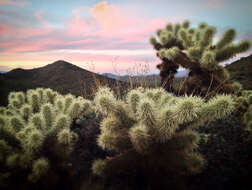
92, 87, 234, 187
150, 20, 250, 96
0, 88, 95, 186
235, 90, 252, 130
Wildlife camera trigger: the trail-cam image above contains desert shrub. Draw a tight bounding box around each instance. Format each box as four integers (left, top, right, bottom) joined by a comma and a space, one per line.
0, 88, 95, 188
92, 87, 234, 189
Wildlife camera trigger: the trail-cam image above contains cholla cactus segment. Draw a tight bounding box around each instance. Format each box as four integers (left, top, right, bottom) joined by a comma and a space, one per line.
21, 104, 32, 122
27, 91, 40, 113
216, 29, 236, 49
93, 87, 235, 179
235, 90, 252, 131
137, 98, 156, 127
29, 113, 44, 131
158, 108, 178, 142
6, 154, 19, 168
25, 130, 44, 153
200, 51, 218, 71
57, 129, 78, 147
100, 116, 122, 134
9, 116, 24, 133
28, 158, 49, 182
92, 159, 107, 177
203, 95, 234, 120
126, 89, 142, 113
41, 104, 54, 129
129, 124, 151, 154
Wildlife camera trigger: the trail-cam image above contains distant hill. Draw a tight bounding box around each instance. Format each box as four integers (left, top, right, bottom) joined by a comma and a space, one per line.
225, 54, 252, 90
101, 73, 119, 79
0, 60, 127, 106
102, 70, 188, 82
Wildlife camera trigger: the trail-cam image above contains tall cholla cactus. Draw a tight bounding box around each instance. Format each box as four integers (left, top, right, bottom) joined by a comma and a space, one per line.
92, 87, 234, 187
235, 90, 252, 130
0, 88, 94, 185
150, 20, 251, 96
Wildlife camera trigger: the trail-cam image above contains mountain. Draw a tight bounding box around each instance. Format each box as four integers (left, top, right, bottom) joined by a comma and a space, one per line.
0, 60, 127, 106
102, 70, 188, 81
0, 71, 6, 74
101, 73, 119, 79
225, 54, 252, 90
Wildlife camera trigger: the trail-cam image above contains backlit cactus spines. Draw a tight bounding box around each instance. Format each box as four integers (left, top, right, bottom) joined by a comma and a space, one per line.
9, 116, 24, 133
28, 158, 49, 182
150, 20, 251, 95
28, 91, 40, 113
0, 88, 96, 185
41, 103, 54, 129
63, 94, 74, 114
21, 104, 32, 122
235, 90, 252, 131
92, 87, 234, 182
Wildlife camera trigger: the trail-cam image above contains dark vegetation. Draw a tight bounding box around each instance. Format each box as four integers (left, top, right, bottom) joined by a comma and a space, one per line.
226, 54, 252, 90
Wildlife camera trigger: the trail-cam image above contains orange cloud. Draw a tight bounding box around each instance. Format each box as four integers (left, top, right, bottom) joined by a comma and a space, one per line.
90, 1, 141, 34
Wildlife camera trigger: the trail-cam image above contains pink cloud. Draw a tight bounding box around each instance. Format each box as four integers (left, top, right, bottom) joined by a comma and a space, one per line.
0, 0, 27, 6
0, 0, 166, 74
205, 0, 228, 8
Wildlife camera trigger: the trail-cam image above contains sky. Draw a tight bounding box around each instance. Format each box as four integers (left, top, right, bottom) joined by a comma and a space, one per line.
0, 0, 252, 74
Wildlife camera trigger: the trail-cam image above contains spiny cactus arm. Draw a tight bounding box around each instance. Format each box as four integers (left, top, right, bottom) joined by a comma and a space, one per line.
156, 108, 178, 142
51, 114, 71, 134
126, 89, 142, 113
129, 123, 152, 154
100, 116, 124, 134
164, 130, 200, 151
137, 98, 157, 128
57, 129, 78, 153
186, 95, 234, 129
28, 158, 49, 182
216, 29, 236, 49
92, 149, 142, 177
0, 107, 7, 115
24, 129, 44, 154
20, 104, 32, 122
29, 113, 45, 131
41, 104, 54, 129
6, 153, 20, 168
216, 40, 250, 62
63, 94, 74, 114
183, 153, 204, 174
27, 91, 41, 113
202, 94, 234, 120
0, 140, 13, 163
174, 96, 203, 124
97, 131, 131, 152
16, 92, 25, 107
9, 116, 25, 133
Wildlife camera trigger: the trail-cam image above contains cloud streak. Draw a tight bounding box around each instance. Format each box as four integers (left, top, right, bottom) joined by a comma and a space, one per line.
0, 0, 27, 6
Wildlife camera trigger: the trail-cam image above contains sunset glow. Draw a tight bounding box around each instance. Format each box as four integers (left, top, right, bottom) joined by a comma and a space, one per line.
0, 0, 251, 73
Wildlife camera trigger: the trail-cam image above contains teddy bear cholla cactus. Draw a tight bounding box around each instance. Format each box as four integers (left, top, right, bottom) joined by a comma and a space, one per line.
92, 87, 234, 182
0, 88, 94, 184
150, 20, 250, 96
235, 90, 252, 131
